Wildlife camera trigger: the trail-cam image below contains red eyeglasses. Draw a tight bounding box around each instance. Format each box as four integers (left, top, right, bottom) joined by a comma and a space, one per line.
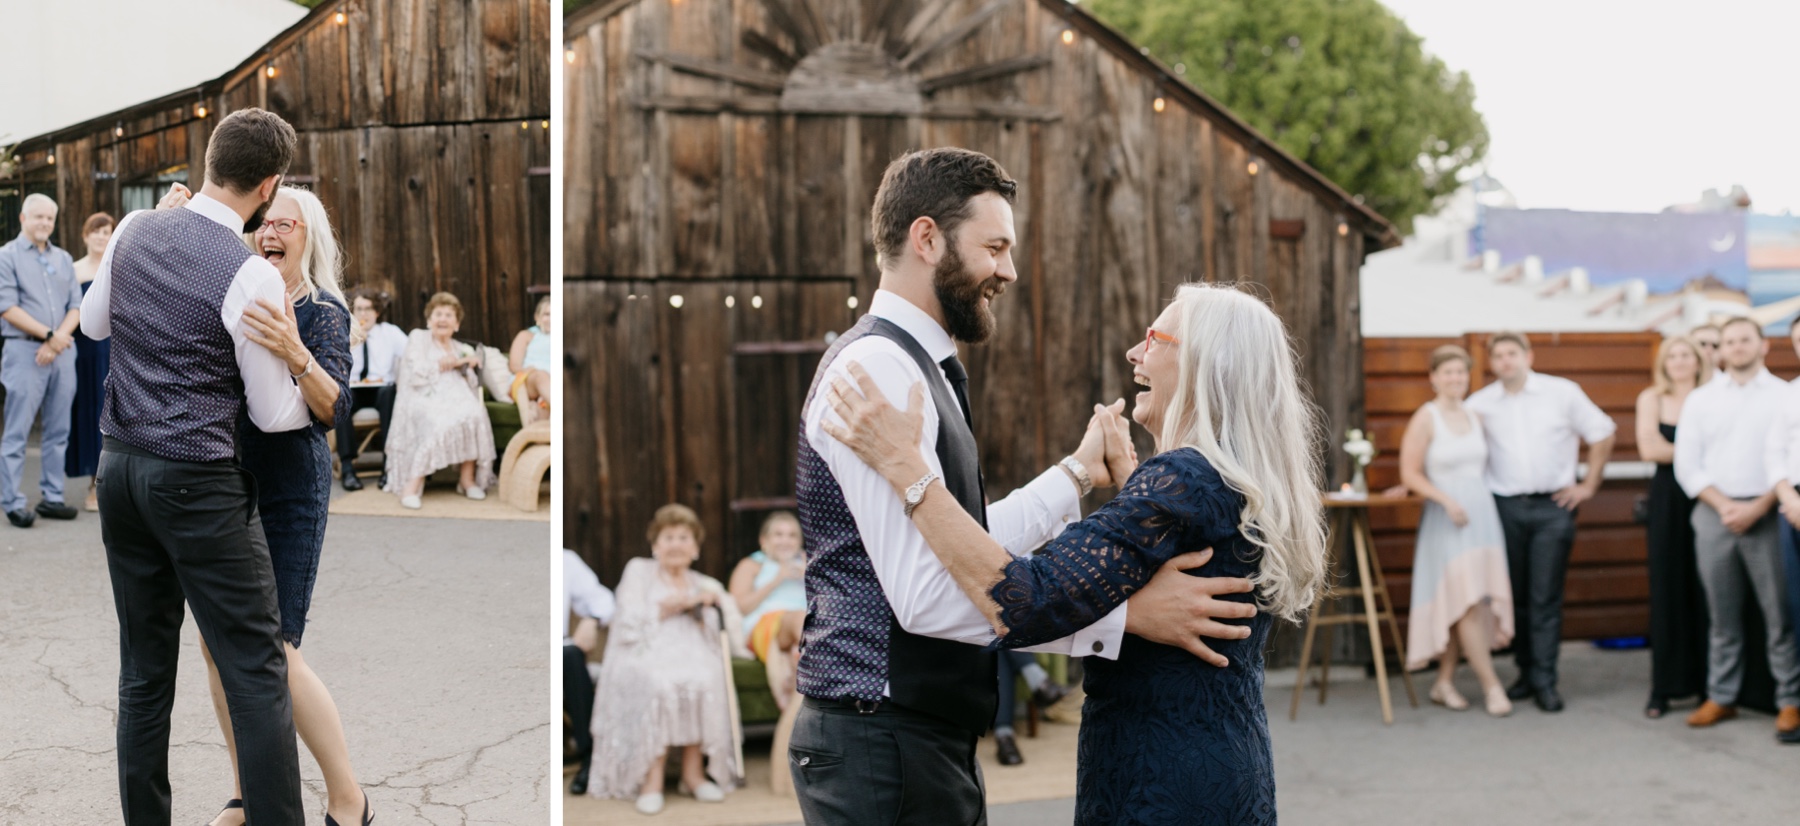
257, 218, 306, 235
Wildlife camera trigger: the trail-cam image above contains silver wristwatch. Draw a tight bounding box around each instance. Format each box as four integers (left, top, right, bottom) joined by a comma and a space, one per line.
1059, 456, 1095, 497
903, 472, 939, 518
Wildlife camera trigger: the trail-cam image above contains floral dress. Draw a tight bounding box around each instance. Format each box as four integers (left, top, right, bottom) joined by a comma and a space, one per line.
381, 330, 496, 492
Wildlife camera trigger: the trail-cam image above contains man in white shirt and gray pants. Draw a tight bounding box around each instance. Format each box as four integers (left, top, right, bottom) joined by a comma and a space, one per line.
1767, 321, 1800, 744
1466, 332, 1615, 712
1677, 316, 1800, 737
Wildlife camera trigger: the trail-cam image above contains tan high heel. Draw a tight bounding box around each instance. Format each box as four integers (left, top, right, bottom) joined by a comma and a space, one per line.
1484, 685, 1514, 717
1429, 681, 1469, 711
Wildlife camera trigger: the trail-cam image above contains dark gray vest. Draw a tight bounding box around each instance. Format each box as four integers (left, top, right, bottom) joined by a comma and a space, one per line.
102, 208, 254, 462
795, 314, 998, 735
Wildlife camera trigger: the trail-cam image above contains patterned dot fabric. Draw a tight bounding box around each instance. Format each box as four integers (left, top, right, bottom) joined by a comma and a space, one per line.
102, 208, 255, 462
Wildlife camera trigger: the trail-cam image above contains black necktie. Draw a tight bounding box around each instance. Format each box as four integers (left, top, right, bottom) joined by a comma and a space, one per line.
938, 354, 973, 429
359, 340, 371, 380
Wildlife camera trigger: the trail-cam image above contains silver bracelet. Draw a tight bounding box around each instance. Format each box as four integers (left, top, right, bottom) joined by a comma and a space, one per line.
290, 359, 314, 380
1059, 456, 1095, 497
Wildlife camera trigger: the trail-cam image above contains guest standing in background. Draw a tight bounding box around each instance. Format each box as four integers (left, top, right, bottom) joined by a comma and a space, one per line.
67, 212, 114, 512
1767, 321, 1800, 745
1674, 317, 1800, 738
1634, 335, 1710, 718
1399, 345, 1514, 717
338, 286, 406, 491
1466, 332, 1616, 712
1690, 323, 1724, 378
0, 193, 82, 528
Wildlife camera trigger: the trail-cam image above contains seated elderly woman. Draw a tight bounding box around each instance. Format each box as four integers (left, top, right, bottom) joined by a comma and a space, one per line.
727, 511, 807, 711
508, 296, 552, 426
382, 292, 496, 509
591, 504, 739, 814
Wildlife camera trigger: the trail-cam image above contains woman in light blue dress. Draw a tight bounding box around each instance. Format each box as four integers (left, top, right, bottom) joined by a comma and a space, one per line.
1398, 345, 1515, 716
508, 295, 552, 426
728, 511, 808, 709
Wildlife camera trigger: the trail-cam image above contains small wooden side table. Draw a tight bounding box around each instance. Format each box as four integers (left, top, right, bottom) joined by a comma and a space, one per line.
1289, 493, 1421, 725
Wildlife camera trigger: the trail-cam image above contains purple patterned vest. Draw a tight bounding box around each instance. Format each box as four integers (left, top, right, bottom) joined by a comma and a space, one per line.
102, 208, 253, 462
795, 314, 998, 735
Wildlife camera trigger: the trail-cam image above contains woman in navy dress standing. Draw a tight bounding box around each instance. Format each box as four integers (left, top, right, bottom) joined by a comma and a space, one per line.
823, 283, 1328, 825
161, 184, 373, 826
66, 212, 114, 511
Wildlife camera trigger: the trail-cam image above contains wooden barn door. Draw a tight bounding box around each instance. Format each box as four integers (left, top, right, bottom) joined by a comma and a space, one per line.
567, 277, 858, 586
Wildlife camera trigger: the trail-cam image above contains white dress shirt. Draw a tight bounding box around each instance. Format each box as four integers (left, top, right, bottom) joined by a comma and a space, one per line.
350, 321, 408, 384
1766, 378, 1800, 491
1465, 371, 1616, 496
79, 194, 309, 433
563, 548, 616, 641
1675, 367, 1786, 499
804, 290, 1126, 670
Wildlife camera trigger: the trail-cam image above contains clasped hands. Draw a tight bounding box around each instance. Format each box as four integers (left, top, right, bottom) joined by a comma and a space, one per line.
821, 360, 1258, 669
34, 329, 75, 366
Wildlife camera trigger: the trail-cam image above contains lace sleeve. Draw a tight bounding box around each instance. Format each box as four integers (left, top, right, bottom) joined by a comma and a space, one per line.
988, 448, 1242, 649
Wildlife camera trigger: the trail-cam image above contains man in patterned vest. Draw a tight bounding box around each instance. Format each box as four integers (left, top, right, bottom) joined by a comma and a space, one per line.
80, 108, 313, 826
788, 147, 1258, 825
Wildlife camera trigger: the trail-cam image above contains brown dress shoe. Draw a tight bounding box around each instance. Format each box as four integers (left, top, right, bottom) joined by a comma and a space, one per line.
1777, 706, 1800, 735
1686, 700, 1737, 727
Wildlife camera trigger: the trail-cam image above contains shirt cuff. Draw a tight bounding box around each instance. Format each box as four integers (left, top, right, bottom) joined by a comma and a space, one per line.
1023, 464, 1083, 525
1015, 601, 1127, 661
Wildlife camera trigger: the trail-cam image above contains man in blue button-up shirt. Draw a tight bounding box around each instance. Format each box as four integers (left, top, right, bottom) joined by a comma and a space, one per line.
0, 193, 83, 527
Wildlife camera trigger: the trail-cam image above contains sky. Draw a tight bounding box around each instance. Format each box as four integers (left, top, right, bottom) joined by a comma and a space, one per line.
1378, 0, 1800, 216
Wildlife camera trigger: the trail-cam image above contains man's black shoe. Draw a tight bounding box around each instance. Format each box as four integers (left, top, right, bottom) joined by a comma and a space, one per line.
994, 730, 1024, 766
1506, 680, 1535, 701
7, 509, 35, 528
35, 500, 78, 520
377, 472, 388, 490
1534, 686, 1565, 713
1779, 728, 1800, 745
341, 469, 365, 492
1032, 681, 1070, 710
569, 762, 591, 795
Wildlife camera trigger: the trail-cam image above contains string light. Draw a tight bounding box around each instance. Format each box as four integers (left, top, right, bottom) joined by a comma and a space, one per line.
1152, 97, 1166, 113
266, 65, 279, 79
847, 296, 859, 309
541, 120, 549, 129
46, 154, 55, 165
1061, 29, 1074, 45
565, 48, 576, 64
1337, 219, 1349, 237
521, 121, 529, 129
114, 123, 124, 138
669, 294, 684, 308
725, 296, 735, 308
334, 11, 346, 25
750, 295, 763, 309
1246, 157, 1260, 176
196, 104, 208, 118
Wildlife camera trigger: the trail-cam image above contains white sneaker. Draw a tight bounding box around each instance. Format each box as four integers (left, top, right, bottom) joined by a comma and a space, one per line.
634, 793, 664, 814
464, 486, 486, 501
399, 494, 422, 510
682, 781, 724, 803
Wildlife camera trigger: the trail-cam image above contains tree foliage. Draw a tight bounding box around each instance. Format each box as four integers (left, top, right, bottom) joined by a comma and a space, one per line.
1086, 0, 1486, 234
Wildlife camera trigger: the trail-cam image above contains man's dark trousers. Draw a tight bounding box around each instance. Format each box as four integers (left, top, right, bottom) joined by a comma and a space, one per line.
789, 698, 986, 825
564, 643, 595, 772
335, 384, 395, 461
1495, 493, 1577, 690
97, 438, 302, 825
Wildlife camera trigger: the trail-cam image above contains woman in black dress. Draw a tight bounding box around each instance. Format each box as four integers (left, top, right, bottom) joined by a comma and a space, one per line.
66, 212, 114, 511
159, 184, 373, 826
1634, 335, 1708, 717
823, 284, 1327, 824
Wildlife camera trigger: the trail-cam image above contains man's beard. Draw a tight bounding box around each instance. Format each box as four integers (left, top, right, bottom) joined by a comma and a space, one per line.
933, 244, 1003, 344
243, 189, 276, 234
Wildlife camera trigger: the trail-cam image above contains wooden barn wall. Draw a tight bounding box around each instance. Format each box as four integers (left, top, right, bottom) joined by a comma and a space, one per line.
565, 0, 1373, 585
1364, 333, 1800, 644
28, 0, 551, 346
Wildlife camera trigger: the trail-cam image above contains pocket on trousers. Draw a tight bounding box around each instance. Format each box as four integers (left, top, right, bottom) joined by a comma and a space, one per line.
147, 476, 250, 536
789, 744, 844, 772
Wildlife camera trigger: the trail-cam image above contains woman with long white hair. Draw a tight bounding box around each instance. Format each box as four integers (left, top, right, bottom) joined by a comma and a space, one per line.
158, 183, 372, 826
822, 282, 1326, 824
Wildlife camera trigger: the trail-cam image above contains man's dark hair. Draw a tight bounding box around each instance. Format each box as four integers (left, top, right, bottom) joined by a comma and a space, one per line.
870, 148, 1016, 266
349, 286, 391, 320
204, 108, 298, 194
1719, 316, 1763, 339
1489, 331, 1531, 353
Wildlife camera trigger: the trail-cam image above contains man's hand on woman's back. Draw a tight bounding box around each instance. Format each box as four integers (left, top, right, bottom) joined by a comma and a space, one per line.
1124, 549, 1257, 667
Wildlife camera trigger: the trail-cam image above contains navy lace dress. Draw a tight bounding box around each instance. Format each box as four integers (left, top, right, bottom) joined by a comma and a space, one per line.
236, 293, 352, 647
993, 448, 1275, 825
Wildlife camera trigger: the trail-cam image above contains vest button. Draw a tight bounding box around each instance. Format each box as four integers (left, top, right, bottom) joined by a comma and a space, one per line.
1091, 641, 1104, 654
